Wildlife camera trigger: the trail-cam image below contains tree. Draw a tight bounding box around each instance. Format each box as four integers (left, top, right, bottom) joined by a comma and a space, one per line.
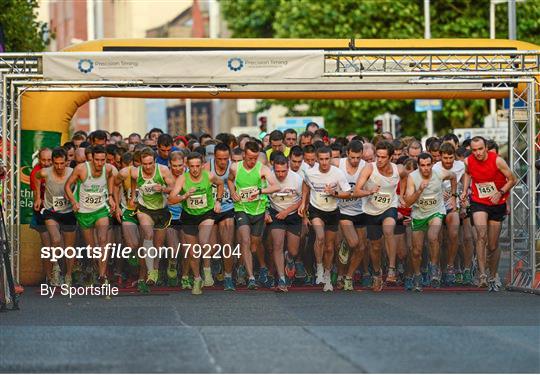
0, 0, 51, 52
222, 0, 540, 137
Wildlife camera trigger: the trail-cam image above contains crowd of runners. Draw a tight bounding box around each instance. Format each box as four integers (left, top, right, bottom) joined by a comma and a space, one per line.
29, 121, 516, 294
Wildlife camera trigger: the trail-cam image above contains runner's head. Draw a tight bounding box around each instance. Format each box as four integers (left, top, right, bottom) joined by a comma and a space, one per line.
289, 145, 303, 172
441, 133, 459, 149
140, 147, 156, 175
213, 143, 230, 170
284, 128, 297, 147
316, 146, 332, 173
38, 148, 52, 168
91, 145, 107, 172
243, 141, 260, 168
470, 136, 488, 161
89, 130, 108, 146
121, 152, 133, 168
375, 141, 394, 169
148, 128, 163, 144
303, 145, 316, 167
407, 141, 422, 160
418, 152, 434, 177
391, 140, 404, 162
269, 130, 285, 153
157, 134, 174, 160
330, 143, 342, 160
63, 142, 75, 162
403, 157, 418, 174
300, 131, 313, 148
362, 143, 375, 163
51, 147, 68, 173
74, 147, 86, 165
168, 151, 184, 177
273, 154, 289, 182
231, 147, 243, 163
187, 152, 204, 179
346, 140, 363, 168
428, 140, 442, 162
440, 142, 456, 169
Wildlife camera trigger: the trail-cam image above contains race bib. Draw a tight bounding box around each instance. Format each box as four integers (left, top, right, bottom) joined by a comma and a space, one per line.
239, 186, 259, 202
314, 191, 336, 209
476, 182, 497, 199
187, 194, 208, 209
52, 196, 70, 211
82, 192, 104, 209
418, 196, 438, 211
212, 186, 231, 201
371, 192, 392, 210
275, 191, 294, 203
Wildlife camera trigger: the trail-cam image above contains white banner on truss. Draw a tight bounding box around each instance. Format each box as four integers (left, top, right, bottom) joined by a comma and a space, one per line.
43, 50, 324, 83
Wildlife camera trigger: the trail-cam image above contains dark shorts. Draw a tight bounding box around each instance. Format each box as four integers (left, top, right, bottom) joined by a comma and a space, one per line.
42, 209, 77, 232
30, 210, 47, 233
234, 211, 265, 237
365, 207, 398, 240
170, 219, 181, 230
269, 208, 302, 236
181, 209, 214, 236
214, 209, 235, 224
394, 217, 408, 235
339, 212, 367, 228
470, 201, 507, 223
308, 205, 339, 232
136, 205, 172, 230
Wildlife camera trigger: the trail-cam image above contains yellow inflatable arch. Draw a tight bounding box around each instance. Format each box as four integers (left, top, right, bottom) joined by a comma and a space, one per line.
22, 38, 540, 142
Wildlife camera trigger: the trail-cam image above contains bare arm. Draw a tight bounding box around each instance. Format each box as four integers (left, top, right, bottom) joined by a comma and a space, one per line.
404, 174, 421, 207
496, 156, 517, 194
32, 169, 46, 211
260, 165, 280, 195
227, 162, 239, 202
352, 163, 377, 198
298, 181, 310, 217
65, 164, 83, 211
167, 174, 186, 205
160, 165, 175, 194
460, 159, 471, 204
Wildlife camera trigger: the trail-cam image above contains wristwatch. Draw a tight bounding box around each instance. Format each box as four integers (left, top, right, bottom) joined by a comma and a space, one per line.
498, 189, 505, 195
217, 197, 223, 203
452, 192, 459, 198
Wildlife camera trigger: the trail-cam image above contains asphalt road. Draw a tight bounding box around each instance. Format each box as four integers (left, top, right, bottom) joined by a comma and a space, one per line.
1, 288, 539, 373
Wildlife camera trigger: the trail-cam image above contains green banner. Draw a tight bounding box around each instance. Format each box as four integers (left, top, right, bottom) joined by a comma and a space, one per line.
20, 130, 62, 224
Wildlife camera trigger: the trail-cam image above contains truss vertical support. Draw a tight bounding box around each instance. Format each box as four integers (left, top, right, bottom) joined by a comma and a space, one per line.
509, 81, 538, 291
533, 79, 540, 290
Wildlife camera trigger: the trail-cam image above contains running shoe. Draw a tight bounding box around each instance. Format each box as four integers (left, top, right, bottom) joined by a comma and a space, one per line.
372, 275, 383, 292
276, 278, 288, 292
361, 274, 372, 288
455, 271, 463, 285
336, 276, 344, 290
421, 268, 430, 287
137, 279, 150, 294
237, 265, 247, 286
315, 267, 324, 285
266, 275, 275, 288
213, 261, 224, 283
430, 264, 441, 288
167, 260, 178, 280
247, 278, 258, 290
488, 277, 500, 292
181, 276, 192, 290
494, 274, 503, 289
257, 267, 269, 286
285, 252, 296, 279
156, 269, 166, 286
463, 269, 473, 286
51, 264, 62, 287
203, 267, 214, 287
295, 261, 307, 279
386, 267, 397, 284
331, 268, 338, 286
445, 266, 456, 287
404, 277, 413, 291
478, 274, 488, 288
223, 276, 235, 291
323, 273, 333, 292
192, 278, 203, 295
304, 272, 315, 286
413, 274, 423, 292
338, 241, 349, 265
343, 276, 354, 291
146, 269, 159, 286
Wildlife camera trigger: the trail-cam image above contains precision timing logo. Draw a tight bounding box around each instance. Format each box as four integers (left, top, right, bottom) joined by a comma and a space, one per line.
227, 57, 244, 72
77, 59, 94, 74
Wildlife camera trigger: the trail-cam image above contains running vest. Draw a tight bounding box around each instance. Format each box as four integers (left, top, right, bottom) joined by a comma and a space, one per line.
44, 166, 73, 213
362, 162, 400, 216
181, 170, 214, 216
338, 158, 365, 216
137, 165, 167, 210
467, 151, 508, 206
210, 159, 234, 212
268, 170, 302, 214
75, 162, 108, 213
433, 161, 465, 210
410, 169, 446, 219
234, 161, 267, 215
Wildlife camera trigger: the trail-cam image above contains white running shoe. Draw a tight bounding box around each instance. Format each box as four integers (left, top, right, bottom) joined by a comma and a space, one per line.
323, 274, 333, 292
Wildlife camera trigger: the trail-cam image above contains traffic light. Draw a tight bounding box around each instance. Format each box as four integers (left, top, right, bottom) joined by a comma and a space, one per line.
258, 116, 267, 131
393, 117, 402, 138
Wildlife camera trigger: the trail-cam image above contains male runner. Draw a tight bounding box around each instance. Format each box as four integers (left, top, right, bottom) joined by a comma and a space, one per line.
33, 148, 77, 286
405, 153, 457, 291
460, 137, 516, 290
267, 155, 303, 292
65, 145, 117, 284
299, 146, 352, 292
129, 147, 175, 286
169, 152, 224, 295
228, 141, 280, 290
